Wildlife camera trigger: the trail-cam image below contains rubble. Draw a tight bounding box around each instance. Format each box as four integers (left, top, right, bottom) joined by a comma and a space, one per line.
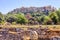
0, 27, 60, 40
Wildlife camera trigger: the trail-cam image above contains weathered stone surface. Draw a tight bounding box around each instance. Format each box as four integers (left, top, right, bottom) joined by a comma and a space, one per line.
0, 27, 60, 40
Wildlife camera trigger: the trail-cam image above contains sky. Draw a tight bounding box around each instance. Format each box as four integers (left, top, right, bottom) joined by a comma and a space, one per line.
0, 0, 60, 14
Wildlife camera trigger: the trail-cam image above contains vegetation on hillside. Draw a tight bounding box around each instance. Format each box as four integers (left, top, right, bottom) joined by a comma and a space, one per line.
0, 7, 60, 25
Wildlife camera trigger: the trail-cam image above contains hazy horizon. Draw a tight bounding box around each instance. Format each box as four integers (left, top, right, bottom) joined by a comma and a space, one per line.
0, 0, 60, 14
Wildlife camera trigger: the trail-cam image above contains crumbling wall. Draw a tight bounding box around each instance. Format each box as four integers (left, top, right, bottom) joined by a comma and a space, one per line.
0, 27, 60, 40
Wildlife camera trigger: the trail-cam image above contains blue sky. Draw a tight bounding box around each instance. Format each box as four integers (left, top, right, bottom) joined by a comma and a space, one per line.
0, 0, 60, 14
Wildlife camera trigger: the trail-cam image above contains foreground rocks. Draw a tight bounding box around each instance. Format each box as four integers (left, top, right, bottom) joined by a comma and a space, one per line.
0, 26, 60, 40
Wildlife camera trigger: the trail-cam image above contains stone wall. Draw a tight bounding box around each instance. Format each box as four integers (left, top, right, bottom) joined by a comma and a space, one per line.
0, 27, 60, 40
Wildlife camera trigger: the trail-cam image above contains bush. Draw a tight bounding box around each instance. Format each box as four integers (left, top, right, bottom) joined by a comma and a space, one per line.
0, 21, 5, 25
12, 22, 16, 25
15, 13, 28, 24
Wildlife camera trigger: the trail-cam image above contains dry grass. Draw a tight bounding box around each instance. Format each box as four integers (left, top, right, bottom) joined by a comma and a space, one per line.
0, 24, 60, 29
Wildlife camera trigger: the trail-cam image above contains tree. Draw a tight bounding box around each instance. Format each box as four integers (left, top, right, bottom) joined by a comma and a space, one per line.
6, 17, 17, 23
37, 15, 52, 25
0, 12, 5, 24
0, 12, 4, 20
43, 15, 52, 24
15, 13, 28, 24
49, 12, 58, 24
6, 13, 17, 23
37, 15, 44, 24
56, 9, 60, 22
6, 12, 28, 24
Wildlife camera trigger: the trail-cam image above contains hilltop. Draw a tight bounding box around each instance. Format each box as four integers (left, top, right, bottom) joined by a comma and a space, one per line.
8, 5, 56, 14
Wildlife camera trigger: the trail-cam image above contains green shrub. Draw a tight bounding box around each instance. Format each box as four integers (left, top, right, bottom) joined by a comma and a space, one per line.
12, 22, 16, 25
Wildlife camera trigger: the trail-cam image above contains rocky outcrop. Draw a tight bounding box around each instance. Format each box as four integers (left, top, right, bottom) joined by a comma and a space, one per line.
8, 6, 56, 14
